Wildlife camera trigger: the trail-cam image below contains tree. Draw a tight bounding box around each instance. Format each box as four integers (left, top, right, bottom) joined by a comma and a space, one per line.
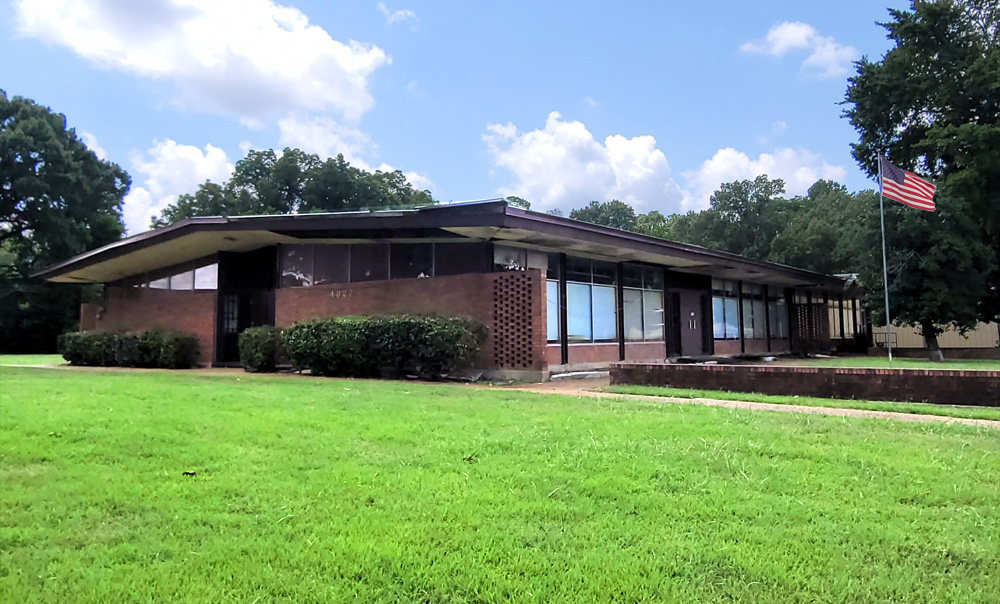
569, 200, 638, 231
504, 195, 530, 210
153, 150, 436, 227
0, 91, 129, 352
857, 186, 994, 360
844, 0, 1000, 323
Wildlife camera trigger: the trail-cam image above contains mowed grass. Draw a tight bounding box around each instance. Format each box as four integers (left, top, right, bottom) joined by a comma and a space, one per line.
781, 356, 1000, 371
607, 386, 1000, 422
0, 354, 65, 367
1, 368, 999, 603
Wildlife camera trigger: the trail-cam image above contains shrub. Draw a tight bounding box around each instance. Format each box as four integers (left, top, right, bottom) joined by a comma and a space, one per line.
284, 315, 486, 379
158, 332, 200, 369
115, 331, 165, 367
238, 325, 285, 373
57, 330, 199, 369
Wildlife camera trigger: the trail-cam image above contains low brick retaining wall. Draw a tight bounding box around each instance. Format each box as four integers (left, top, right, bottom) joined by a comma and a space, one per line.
610, 363, 1000, 407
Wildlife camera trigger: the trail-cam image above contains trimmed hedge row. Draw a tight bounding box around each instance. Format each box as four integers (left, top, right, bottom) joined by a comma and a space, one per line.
238, 326, 285, 373
57, 330, 200, 369
276, 315, 486, 379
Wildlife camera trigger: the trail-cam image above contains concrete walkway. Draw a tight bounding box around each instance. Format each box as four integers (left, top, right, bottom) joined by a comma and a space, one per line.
508, 378, 1000, 431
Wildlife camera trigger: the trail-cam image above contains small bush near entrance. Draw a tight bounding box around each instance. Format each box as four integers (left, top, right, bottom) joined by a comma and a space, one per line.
238, 326, 285, 373
283, 315, 486, 379
57, 330, 200, 369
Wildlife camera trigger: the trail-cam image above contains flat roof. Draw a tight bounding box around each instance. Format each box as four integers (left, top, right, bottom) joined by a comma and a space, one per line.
34, 200, 853, 291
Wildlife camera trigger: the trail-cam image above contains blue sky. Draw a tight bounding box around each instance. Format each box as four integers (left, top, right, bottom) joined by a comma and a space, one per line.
1, 0, 909, 233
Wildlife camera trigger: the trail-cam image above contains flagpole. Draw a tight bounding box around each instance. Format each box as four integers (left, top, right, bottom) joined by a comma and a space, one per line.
877, 154, 893, 364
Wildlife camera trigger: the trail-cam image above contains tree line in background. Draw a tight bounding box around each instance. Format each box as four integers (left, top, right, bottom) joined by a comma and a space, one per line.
2, 1, 997, 355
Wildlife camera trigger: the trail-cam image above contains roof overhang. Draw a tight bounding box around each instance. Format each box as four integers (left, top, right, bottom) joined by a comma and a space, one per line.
34, 200, 852, 292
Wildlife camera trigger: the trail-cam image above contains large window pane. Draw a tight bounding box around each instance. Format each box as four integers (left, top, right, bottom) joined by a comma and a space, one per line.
622, 265, 643, 289
547, 280, 560, 342
567, 283, 592, 342
623, 288, 643, 341
547, 253, 562, 280
391, 243, 433, 279
591, 261, 617, 286
194, 263, 218, 290
566, 257, 592, 283
724, 297, 739, 339
742, 298, 755, 340
768, 298, 788, 339
170, 270, 194, 291
280, 244, 314, 288
350, 244, 389, 282
493, 245, 526, 271
643, 290, 664, 341
752, 299, 766, 339
592, 285, 617, 341
713, 297, 725, 338
643, 267, 664, 291
314, 246, 349, 285
435, 242, 487, 276
149, 277, 169, 289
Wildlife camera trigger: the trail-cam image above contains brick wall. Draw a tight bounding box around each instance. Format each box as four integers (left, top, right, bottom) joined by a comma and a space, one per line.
610, 363, 1000, 406
80, 287, 217, 365
275, 271, 546, 371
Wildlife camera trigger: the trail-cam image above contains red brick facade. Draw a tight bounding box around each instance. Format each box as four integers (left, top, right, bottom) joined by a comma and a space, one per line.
610, 362, 1000, 406
79, 287, 217, 364
275, 270, 547, 373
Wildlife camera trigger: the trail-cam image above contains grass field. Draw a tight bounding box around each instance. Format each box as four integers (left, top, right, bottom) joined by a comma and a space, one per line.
2, 366, 999, 603
782, 356, 1000, 371
607, 385, 1000, 422
0, 354, 65, 367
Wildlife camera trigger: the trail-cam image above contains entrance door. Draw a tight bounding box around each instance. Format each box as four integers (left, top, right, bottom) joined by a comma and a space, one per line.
219, 291, 275, 362
216, 248, 277, 363
678, 289, 704, 357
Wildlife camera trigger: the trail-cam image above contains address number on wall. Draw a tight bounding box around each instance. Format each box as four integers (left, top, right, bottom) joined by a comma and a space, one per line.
329, 289, 354, 299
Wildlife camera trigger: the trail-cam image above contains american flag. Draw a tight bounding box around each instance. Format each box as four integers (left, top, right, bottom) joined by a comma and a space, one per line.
879, 154, 936, 211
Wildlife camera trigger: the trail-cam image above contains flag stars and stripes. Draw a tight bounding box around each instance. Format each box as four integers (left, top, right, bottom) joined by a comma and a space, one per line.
879, 154, 936, 211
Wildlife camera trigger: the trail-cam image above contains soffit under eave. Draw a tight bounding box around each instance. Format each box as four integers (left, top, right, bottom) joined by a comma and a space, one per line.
46, 230, 298, 283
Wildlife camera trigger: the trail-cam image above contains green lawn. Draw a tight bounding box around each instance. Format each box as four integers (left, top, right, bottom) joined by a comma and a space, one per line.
781, 356, 1000, 371
608, 385, 1000, 422
2, 367, 999, 603
0, 354, 65, 367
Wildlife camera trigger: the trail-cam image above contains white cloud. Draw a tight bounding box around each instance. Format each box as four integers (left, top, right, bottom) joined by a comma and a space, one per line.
377, 2, 417, 27
583, 97, 601, 109
740, 21, 858, 78
122, 139, 234, 234
484, 111, 684, 213
15, 0, 390, 123
484, 112, 846, 214
277, 113, 435, 193
681, 147, 847, 210
78, 131, 106, 160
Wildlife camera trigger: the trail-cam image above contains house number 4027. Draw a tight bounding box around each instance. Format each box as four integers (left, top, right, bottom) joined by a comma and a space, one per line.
329, 289, 353, 299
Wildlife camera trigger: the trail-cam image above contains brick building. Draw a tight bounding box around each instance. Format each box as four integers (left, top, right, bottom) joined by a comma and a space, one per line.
36, 200, 866, 379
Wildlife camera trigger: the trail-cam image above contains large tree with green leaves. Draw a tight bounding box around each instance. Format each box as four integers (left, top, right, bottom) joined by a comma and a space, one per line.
152, 149, 434, 227
1, 91, 129, 352
844, 0, 1000, 324
568, 200, 638, 231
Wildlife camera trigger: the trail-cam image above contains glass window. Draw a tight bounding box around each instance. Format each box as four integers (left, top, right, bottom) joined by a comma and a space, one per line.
845, 299, 856, 337
592, 285, 617, 341
591, 261, 617, 286
643, 290, 664, 341
643, 267, 664, 291
149, 277, 169, 289
567, 283, 592, 342
435, 242, 487, 276
565, 257, 592, 283
624, 288, 644, 341
622, 265, 643, 289
170, 270, 193, 291
546, 280, 560, 342
194, 264, 218, 290
724, 297, 739, 339
280, 244, 314, 288
493, 245, 526, 271
350, 244, 389, 282
713, 297, 725, 338
768, 298, 788, 339
314, 246, 349, 285
752, 299, 766, 339
391, 243, 434, 279
742, 298, 755, 340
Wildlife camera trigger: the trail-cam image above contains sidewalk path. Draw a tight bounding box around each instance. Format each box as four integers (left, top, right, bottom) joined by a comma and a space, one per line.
506, 378, 1000, 431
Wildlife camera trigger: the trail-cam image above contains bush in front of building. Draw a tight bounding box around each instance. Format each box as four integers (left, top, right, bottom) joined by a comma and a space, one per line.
238, 326, 286, 373
283, 315, 486, 379
57, 330, 200, 369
